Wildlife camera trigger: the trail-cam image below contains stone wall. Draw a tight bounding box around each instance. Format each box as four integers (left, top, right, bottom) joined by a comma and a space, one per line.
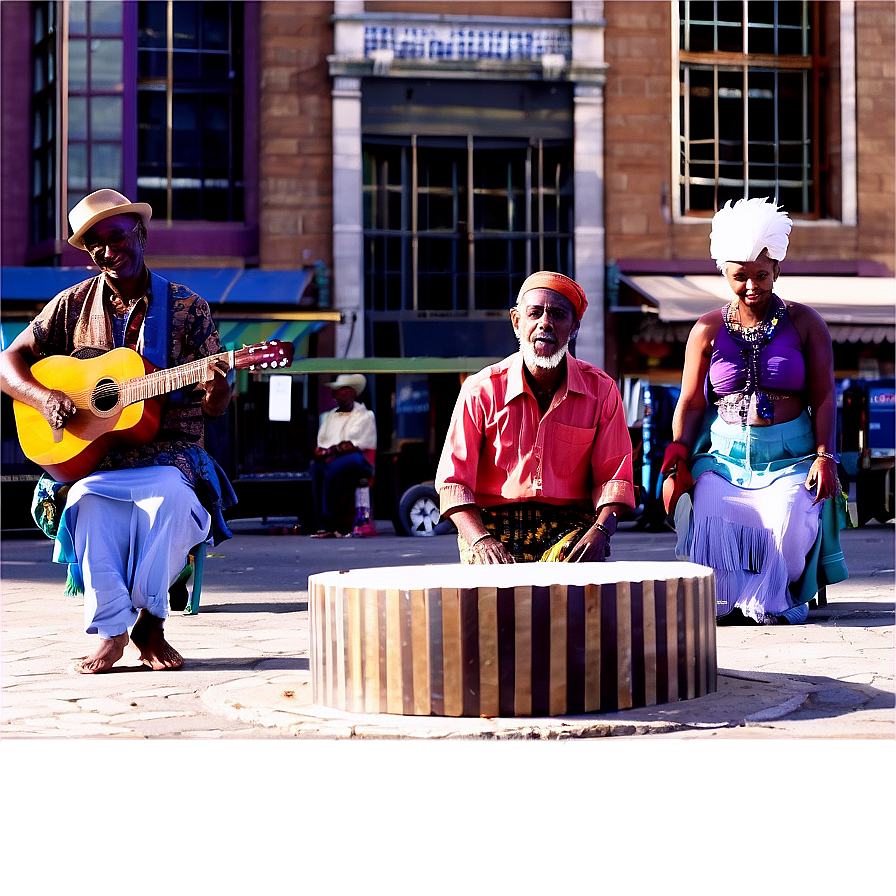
855, 0, 896, 272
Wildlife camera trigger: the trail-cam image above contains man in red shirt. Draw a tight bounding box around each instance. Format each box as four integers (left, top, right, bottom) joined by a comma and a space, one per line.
436, 271, 635, 564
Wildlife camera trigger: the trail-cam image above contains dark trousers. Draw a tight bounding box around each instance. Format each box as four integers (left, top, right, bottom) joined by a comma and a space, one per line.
310, 451, 374, 533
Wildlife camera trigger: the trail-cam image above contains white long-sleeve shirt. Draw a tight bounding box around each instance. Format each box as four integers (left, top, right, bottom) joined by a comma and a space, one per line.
316, 402, 377, 451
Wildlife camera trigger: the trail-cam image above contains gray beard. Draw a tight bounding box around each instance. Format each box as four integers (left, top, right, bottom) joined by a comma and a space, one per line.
517, 333, 569, 370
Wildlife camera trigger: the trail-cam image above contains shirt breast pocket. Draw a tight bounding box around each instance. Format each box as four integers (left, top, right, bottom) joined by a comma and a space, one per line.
551, 422, 596, 476
493, 406, 521, 472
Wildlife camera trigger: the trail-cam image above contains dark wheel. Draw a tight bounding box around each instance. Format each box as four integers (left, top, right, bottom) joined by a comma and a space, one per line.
395, 484, 456, 537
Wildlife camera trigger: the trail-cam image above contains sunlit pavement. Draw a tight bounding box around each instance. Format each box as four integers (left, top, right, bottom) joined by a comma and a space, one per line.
2, 519, 892, 739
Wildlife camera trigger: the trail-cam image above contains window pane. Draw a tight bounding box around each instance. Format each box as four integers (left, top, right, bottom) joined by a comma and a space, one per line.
69, 38, 88, 90
419, 192, 455, 232
777, 70, 808, 140
203, 5, 231, 49
138, 49, 168, 79
202, 96, 230, 163
68, 96, 88, 140
747, 22, 775, 55
172, 3, 199, 49
137, 90, 167, 169
778, 185, 810, 214
33, 52, 46, 92
419, 153, 458, 189
173, 49, 200, 81
776, 1, 808, 54
68, 144, 88, 190
172, 185, 200, 219
138, 2, 167, 48
33, 4, 45, 43
90, 95, 122, 140
69, 1, 87, 36
90, 38, 123, 89
173, 95, 200, 165
474, 194, 510, 231
90, 1, 122, 35
718, 69, 744, 144
92, 143, 122, 188
199, 50, 230, 81
717, 25, 742, 53
687, 68, 716, 141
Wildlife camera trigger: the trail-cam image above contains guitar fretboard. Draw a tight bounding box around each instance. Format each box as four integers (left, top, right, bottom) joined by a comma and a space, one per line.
119, 350, 234, 406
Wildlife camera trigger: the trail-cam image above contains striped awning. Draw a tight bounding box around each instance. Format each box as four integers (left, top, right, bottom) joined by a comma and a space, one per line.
216, 317, 333, 354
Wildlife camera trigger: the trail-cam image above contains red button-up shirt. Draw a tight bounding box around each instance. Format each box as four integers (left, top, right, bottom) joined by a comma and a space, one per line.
436, 353, 635, 515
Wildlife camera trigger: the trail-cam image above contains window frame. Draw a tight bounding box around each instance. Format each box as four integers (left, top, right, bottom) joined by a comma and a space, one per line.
362, 134, 574, 314
136, 0, 246, 223
674, 0, 827, 219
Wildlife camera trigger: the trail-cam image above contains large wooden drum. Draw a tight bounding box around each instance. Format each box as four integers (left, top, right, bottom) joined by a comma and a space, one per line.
309, 561, 717, 718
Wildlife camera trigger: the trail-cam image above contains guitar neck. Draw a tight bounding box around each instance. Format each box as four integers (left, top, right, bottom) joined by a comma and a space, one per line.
120, 349, 234, 406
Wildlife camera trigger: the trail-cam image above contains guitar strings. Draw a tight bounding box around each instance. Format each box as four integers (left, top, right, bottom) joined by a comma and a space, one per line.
65, 345, 290, 408
76, 352, 230, 406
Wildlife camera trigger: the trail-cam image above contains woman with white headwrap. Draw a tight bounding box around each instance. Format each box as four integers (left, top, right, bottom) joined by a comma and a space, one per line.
662, 198, 847, 625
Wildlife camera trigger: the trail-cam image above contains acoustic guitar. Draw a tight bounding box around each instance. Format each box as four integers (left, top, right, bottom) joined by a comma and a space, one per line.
12, 340, 294, 482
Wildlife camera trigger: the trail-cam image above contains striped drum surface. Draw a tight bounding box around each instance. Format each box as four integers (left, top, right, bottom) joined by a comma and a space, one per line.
309, 561, 717, 718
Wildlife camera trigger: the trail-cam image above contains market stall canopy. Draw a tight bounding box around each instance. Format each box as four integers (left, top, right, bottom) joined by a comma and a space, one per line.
619, 274, 895, 343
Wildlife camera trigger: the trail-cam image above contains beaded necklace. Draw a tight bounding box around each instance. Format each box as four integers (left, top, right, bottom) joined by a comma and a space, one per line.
723, 295, 787, 424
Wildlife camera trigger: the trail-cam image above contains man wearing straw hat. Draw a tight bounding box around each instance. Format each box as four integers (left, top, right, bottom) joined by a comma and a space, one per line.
0, 189, 234, 673
436, 271, 635, 564
309, 373, 377, 537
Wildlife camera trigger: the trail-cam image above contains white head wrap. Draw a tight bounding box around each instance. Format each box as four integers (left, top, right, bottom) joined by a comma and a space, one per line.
709, 197, 792, 271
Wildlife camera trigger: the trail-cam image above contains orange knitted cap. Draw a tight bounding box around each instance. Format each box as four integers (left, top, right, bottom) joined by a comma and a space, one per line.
516, 271, 588, 320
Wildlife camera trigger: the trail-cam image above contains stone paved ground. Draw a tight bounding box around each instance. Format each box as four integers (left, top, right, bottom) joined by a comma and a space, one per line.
2, 520, 892, 740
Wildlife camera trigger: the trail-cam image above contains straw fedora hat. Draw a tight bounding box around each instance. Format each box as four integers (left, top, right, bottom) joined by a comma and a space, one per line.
324, 373, 367, 395
68, 189, 152, 250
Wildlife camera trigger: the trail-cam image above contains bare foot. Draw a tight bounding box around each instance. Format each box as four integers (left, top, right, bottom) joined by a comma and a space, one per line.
130, 610, 184, 671
75, 633, 129, 674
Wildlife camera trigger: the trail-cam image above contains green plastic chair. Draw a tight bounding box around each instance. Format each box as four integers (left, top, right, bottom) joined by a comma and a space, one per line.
184, 541, 207, 615
169, 541, 208, 615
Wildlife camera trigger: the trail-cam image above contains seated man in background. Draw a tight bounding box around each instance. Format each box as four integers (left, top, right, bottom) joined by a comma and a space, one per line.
310, 374, 377, 537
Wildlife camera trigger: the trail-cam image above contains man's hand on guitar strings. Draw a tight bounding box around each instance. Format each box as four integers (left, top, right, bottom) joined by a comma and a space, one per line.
199, 357, 230, 392
43, 390, 76, 430
198, 356, 232, 417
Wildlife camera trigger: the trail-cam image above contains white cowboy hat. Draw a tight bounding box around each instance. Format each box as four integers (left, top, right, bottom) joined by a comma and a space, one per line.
324, 373, 367, 395
68, 189, 153, 250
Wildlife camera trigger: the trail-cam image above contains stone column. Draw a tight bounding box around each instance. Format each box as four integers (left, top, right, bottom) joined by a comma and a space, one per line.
331, 1, 366, 358
571, 1, 608, 369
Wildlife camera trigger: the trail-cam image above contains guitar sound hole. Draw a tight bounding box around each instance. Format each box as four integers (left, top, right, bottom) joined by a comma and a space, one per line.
92, 377, 120, 413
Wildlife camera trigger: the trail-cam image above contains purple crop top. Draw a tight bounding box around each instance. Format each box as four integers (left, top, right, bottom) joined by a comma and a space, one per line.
709, 307, 805, 397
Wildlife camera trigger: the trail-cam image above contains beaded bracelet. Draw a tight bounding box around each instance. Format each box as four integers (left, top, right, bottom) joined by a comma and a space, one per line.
470, 533, 493, 548
816, 451, 836, 461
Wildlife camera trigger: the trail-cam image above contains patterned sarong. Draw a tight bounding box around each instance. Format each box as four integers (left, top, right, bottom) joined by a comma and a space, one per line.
459, 502, 595, 563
